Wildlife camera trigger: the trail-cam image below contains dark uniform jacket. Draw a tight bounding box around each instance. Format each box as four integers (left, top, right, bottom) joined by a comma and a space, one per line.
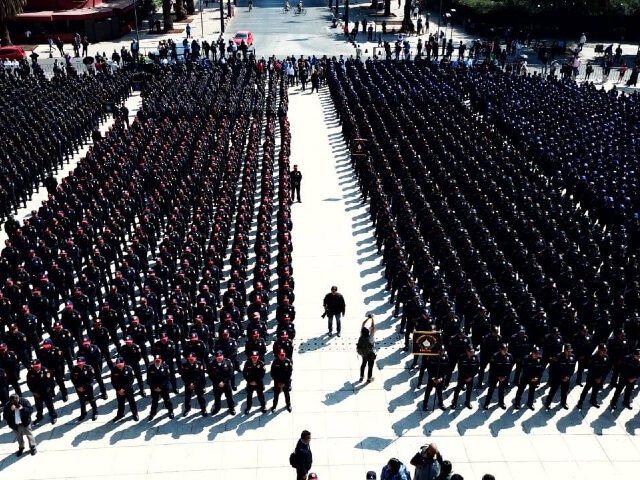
489, 351, 514, 378
549, 352, 576, 381
243, 360, 266, 386
71, 364, 96, 389
271, 357, 293, 385
520, 354, 545, 383
147, 363, 171, 389
111, 365, 135, 390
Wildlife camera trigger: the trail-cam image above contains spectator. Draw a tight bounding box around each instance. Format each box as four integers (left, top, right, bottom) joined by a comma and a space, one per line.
410, 443, 442, 480
381, 457, 411, 480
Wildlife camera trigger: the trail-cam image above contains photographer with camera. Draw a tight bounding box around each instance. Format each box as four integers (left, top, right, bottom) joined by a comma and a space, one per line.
3, 394, 37, 456
357, 314, 377, 383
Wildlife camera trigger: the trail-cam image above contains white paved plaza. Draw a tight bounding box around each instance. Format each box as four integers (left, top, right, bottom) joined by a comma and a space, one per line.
2, 82, 640, 479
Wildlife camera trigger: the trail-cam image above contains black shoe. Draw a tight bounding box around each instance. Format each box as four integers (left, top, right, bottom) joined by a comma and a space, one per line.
576, 402, 583, 410
92, 411, 98, 421
16, 449, 24, 457
62, 392, 68, 402
229, 408, 236, 415
421, 403, 428, 411
211, 407, 220, 415
133, 413, 139, 421
29, 447, 36, 456
591, 401, 600, 409
527, 403, 534, 411
201, 410, 208, 417
499, 403, 507, 410
140, 390, 147, 398
232, 385, 238, 391
483, 404, 489, 410
514, 403, 521, 410
78, 413, 87, 422
183, 409, 190, 417
261, 407, 267, 413
112, 414, 124, 422
367, 377, 374, 383
33, 416, 43, 426
439, 404, 446, 411
624, 402, 633, 410
561, 403, 569, 410
168, 411, 175, 419
450, 403, 457, 410
610, 403, 617, 411
51, 417, 57, 425
244, 408, 250, 415
286, 405, 292, 413
172, 389, 179, 395
544, 403, 551, 411
102, 392, 108, 400
148, 413, 156, 421
465, 402, 472, 410
271, 406, 276, 412
358, 376, 364, 382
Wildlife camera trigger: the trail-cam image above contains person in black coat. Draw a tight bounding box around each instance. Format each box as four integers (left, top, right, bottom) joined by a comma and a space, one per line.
243, 352, 266, 414
483, 344, 514, 410
610, 349, 640, 410
294, 429, 313, 480
271, 349, 293, 412
208, 350, 236, 415
323, 286, 346, 337
577, 344, 611, 409
111, 357, 139, 422
146, 355, 174, 420
513, 346, 545, 410
451, 345, 480, 410
3, 394, 36, 456
545, 343, 576, 409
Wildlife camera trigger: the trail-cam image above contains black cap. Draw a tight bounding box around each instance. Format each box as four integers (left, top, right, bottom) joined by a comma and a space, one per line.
216, 350, 224, 357
563, 343, 572, 351
633, 348, 640, 356
491, 325, 499, 333
597, 343, 607, 351
531, 346, 541, 354
551, 326, 559, 334
500, 343, 508, 350
465, 344, 474, 352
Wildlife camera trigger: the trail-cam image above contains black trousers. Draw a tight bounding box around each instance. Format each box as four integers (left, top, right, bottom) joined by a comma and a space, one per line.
213, 383, 235, 411
77, 387, 98, 415
360, 352, 375, 380
578, 378, 603, 404
423, 379, 445, 407
246, 383, 265, 409
291, 184, 301, 202
484, 374, 508, 407
610, 379, 636, 406
116, 387, 138, 416
546, 379, 570, 406
273, 382, 291, 408
34, 392, 57, 419
184, 385, 207, 411
514, 379, 539, 406
150, 387, 173, 415
452, 377, 474, 406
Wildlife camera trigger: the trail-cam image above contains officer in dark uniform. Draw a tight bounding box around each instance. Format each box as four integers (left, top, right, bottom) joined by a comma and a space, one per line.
451, 345, 480, 409
290, 164, 302, 202
445, 328, 471, 387
483, 343, 514, 410
271, 348, 293, 413
0, 343, 22, 395
26, 359, 57, 425
509, 326, 531, 385
120, 336, 146, 396
513, 346, 545, 410
0, 365, 8, 405
77, 336, 108, 399
111, 356, 139, 422
36, 338, 68, 401
610, 348, 640, 410
146, 355, 174, 420
577, 343, 611, 409
421, 347, 450, 411
208, 350, 235, 415
573, 325, 593, 386
477, 325, 502, 388
152, 333, 178, 393
545, 343, 576, 409
70, 356, 98, 421
243, 351, 267, 414
51, 322, 75, 371
180, 353, 208, 417
214, 329, 239, 388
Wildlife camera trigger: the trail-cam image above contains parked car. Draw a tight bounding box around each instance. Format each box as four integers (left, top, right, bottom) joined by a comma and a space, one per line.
0, 46, 27, 61
232, 31, 254, 47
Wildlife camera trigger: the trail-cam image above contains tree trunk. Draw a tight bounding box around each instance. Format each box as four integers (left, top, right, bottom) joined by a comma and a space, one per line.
175, 0, 187, 20
0, 22, 12, 46
384, 0, 391, 16
185, 0, 195, 14
163, 0, 174, 30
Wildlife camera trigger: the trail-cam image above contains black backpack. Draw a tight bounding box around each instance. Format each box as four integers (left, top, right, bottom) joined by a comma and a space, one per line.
357, 334, 373, 357
289, 451, 298, 468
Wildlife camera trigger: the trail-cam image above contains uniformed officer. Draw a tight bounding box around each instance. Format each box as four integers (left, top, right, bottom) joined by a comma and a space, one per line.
26, 360, 57, 425
70, 356, 98, 421
109, 355, 139, 422
451, 345, 480, 410
243, 351, 267, 414
208, 350, 235, 415
421, 347, 450, 411
120, 335, 146, 396
146, 355, 174, 420
152, 333, 178, 393
37, 338, 68, 401
271, 349, 293, 413
180, 353, 208, 417
513, 346, 545, 410
577, 343, 611, 409
77, 337, 108, 399
214, 329, 239, 388
477, 325, 502, 388
545, 343, 576, 410
0, 343, 22, 395
610, 348, 640, 411
483, 343, 514, 410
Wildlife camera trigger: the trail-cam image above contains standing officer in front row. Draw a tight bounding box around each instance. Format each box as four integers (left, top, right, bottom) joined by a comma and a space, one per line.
451, 345, 480, 410
577, 343, 610, 409
111, 356, 139, 422
421, 347, 449, 411
208, 350, 236, 416
513, 346, 545, 410
271, 348, 293, 413
26, 359, 57, 425
180, 352, 208, 417
243, 351, 266, 414
483, 343, 514, 410
545, 343, 576, 409
70, 356, 98, 421
147, 355, 174, 420
610, 348, 640, 410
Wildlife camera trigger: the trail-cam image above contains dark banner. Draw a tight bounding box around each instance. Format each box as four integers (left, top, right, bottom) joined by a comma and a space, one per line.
412, 331, 442, 356
351, 138, 368, 157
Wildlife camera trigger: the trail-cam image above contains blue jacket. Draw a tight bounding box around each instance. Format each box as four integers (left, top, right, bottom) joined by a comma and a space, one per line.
3, 397, 34, 430
381, 463, 411, 480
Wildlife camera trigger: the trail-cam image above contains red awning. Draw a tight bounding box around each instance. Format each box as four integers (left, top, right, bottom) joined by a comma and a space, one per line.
15, 11, 54, 22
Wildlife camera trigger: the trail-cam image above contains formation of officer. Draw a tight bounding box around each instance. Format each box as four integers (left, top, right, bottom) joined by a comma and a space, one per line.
328, 58, 640, 414
1, 61, 297, 445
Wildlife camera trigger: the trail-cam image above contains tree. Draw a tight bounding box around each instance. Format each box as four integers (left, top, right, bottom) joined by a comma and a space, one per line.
175, 0, 187, 20
162, 0, 174, 30
0, 0, 28, 46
